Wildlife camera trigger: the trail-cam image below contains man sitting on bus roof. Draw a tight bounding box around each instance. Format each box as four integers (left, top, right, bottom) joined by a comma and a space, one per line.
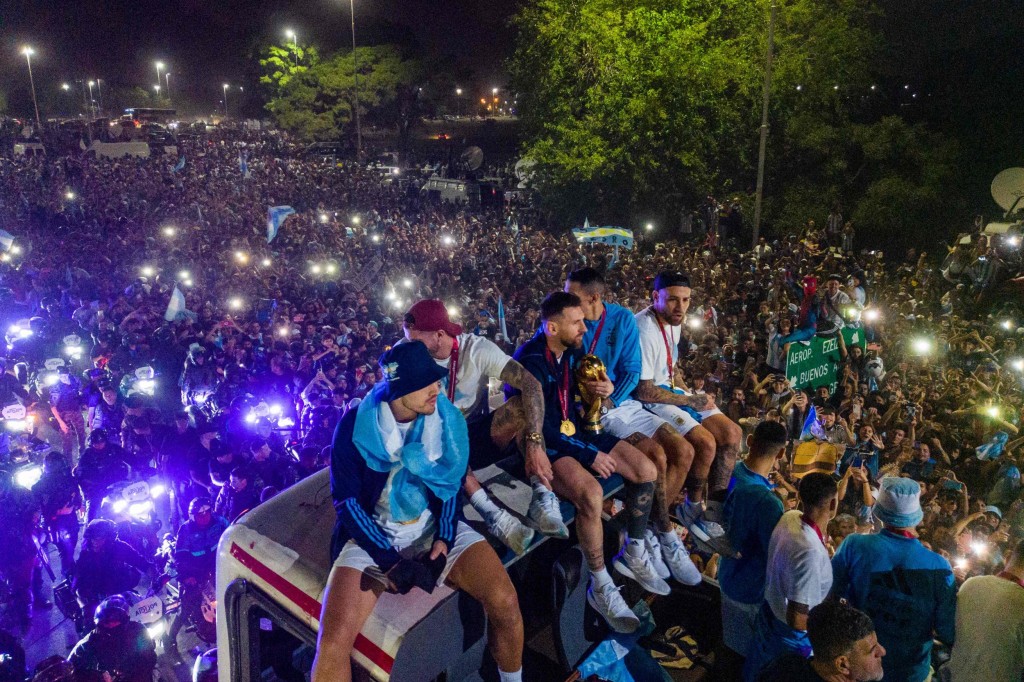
312, 341, 524, 682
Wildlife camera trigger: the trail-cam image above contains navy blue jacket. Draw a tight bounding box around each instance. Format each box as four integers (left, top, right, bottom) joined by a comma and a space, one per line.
329, 408, 464, 570
508, 331, 598, 467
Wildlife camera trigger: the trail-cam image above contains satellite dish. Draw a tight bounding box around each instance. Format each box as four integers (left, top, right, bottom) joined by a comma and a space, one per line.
459, 146, 484, 172
991, 167, 1024, 213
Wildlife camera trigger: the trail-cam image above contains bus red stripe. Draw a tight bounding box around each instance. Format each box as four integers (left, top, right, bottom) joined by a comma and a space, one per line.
228, 542, 395, 674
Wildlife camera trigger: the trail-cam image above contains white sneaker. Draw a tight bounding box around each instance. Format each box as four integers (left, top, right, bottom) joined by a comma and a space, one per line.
528, 489, 569, 539
612, 546, 671, 596
660, 534, 702, 586
643, 529, 671, 580
586, 579, 640, 633
488, 509, 535, 555
677, 501, 726, 541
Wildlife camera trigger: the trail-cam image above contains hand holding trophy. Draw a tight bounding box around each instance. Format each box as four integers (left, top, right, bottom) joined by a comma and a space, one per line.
576, 354, 608, 434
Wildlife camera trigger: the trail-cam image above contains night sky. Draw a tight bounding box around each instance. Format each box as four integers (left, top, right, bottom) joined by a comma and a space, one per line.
2, 0, 520, 114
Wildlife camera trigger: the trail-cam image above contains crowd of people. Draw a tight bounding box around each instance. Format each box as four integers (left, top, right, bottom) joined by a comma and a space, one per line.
0, 124, 1020, 681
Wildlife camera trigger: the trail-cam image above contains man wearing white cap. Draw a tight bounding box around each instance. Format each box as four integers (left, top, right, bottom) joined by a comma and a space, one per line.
829, 476, 956, 682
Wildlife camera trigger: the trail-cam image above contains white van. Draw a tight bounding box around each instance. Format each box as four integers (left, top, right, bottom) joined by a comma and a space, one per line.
216, 464, 626, 680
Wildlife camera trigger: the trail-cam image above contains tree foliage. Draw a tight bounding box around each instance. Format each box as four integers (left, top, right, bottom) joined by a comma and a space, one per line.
264, 45, 422, 142
511, 0, 961, 238
259, 43, 321, 93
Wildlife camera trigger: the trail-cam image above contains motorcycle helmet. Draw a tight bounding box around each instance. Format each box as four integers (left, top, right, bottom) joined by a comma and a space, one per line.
88, 427, 109, 445
189, 496, 214, 519
94, 596, 130, 628
83, 518, 117, 544
30, 656, 75, 682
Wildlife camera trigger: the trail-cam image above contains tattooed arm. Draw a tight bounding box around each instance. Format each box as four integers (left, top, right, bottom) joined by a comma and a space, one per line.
500, 358, 545, 438
500, 358, 553, 488
634, 379, 716, 411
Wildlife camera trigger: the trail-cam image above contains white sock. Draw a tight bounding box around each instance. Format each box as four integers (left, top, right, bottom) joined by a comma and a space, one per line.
530, 476, 551, 495
470, 489, 503, 524
625, 537, 645, 558
658, 530, 679, 547
591, 567, 614, 589
498, 669, 523, 682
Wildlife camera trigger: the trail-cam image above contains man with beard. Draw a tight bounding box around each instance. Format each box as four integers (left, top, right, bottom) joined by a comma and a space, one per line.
511, 292, 668, 633
312, 342, 525, 682
634, 272, 743, 548
564, 268, 701, 585
404, 300, 566, 555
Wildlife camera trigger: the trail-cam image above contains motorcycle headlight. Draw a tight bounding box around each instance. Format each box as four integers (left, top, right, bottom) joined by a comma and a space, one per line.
245, 411, 257, 425
146, 621, 165, 640
5, 419, 27, 432
43, 373, 59, 387
150, 483, 166, 498
277, 417, 295, 428
129, 501, 154, 518
13, 465, 42, 489
138, 379, 156, 393
112, 499, 129, 514
269, 404, 283, 416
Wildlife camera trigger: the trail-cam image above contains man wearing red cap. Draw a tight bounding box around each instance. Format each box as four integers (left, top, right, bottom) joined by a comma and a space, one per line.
404, 299, 568, 554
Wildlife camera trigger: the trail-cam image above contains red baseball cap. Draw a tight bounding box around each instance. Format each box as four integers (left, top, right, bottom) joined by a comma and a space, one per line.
404, 299, 463, 337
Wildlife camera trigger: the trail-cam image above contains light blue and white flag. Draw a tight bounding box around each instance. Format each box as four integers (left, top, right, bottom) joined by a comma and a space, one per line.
0, 230, 15, 252
164, 286, 187, 322
172, 156, 186, 173
239, 151, 249, 179
497, 296, 509, 341
267, 206, 296, 243
800, 405, 826, 441
572, 219, 634, 250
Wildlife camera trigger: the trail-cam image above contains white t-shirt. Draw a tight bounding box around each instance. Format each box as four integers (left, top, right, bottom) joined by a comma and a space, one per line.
435, 332, 512, 418
765, 510, 833, 624
635, 306, 680, 388
950, 575, 1024, 682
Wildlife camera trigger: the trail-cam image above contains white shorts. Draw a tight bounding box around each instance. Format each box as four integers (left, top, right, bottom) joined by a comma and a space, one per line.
334, 521, 485, 588
699, 407, 723, 421
643, 403, 701, 437
721, 592, 761, 656
601, 399, 667, 439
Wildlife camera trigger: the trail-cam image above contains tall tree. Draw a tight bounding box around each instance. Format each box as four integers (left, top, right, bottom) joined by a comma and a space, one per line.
259, 42, 320, 94
511, 0, 881, 226
265, 45, 422, 143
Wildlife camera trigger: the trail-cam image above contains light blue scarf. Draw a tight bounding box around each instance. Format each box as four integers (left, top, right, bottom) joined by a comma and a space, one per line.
352, 383, 468, 522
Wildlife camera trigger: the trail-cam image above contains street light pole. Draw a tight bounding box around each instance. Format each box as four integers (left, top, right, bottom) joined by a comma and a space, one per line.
164, 73, 171, 105
285, 29, 299, 67
223, 84, 229, 118
349, 0, 362, 161
752, 0, 777, 249
22, 47, 42, 132
455, 87, 463, 117
95, 78, 104, 117
87, 80, 96, 119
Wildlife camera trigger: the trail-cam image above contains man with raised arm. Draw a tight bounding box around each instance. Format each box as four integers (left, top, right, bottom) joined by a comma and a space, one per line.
510, 291, 668, 634
564, 268, 701, 585
404, 299, 567, 555
634, 271, 743, 546
313, 342, 525, 682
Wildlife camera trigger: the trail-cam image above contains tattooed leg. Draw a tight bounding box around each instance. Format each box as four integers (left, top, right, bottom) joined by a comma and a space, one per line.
625, 433, 672, 532
623, 481, 655, 540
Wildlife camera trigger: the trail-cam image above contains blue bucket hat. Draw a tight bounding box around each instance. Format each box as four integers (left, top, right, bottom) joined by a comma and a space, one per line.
376, 341, 447, 402
873, 477, 924, 528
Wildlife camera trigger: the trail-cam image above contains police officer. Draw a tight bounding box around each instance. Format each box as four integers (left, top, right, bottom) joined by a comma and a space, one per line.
73, 520, 149, 625
68, 597, 156, 682
167, 497, 228, 650
32, 451, 82, 578
73, 428, 130, 521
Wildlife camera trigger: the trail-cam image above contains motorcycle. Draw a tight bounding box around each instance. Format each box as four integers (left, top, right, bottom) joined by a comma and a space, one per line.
0, 404, 52, 490
120, 366, 158, 399
99, 476, 166, 559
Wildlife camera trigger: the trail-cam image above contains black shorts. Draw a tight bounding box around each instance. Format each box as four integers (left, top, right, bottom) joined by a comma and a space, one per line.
467, 411, 517, 471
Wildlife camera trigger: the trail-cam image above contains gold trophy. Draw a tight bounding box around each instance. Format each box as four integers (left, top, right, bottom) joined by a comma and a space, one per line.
576, 354, 608, 434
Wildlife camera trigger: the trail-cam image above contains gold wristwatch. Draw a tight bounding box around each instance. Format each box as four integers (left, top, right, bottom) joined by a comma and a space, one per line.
525, 431, 544, 446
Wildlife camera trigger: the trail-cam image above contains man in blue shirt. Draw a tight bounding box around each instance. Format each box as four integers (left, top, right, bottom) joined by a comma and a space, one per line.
718, 421, 788, 674
510, 292, 668, 634
829, 477, 956, 682
565, 268, 700, 586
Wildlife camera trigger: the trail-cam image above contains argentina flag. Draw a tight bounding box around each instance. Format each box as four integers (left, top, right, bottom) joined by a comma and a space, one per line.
267, 206, 296, 243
